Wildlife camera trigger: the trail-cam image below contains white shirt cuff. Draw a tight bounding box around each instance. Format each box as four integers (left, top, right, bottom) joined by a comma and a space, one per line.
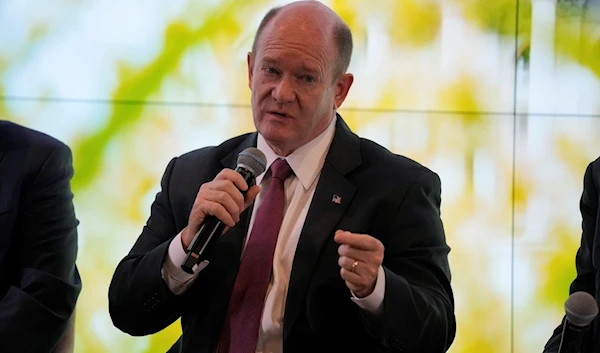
161, 232, 208, 295
350, 265, 385, 317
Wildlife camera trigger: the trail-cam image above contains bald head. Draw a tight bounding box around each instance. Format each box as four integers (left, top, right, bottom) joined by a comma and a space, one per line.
251, 1, 353, 79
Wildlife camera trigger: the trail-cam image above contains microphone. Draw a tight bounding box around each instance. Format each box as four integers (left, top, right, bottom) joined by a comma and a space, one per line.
181, 147, 267, 274
558, 291, 598, 353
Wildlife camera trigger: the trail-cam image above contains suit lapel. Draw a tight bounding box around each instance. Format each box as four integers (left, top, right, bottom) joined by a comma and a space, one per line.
283, 116, 361, 339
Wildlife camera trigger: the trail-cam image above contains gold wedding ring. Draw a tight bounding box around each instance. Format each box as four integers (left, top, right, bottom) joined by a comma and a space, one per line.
351, 260, 359, 273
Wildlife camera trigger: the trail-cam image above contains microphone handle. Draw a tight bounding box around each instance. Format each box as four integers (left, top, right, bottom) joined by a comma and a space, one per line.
181, 166, 256, 274
558, 318, 590, 353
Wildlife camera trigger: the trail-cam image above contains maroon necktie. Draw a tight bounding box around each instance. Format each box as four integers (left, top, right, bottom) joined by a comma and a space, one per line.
218, 158, 293, 353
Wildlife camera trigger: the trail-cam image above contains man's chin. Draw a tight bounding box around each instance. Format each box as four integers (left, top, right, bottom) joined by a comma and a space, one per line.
259, 123, 291, 139
261, 133, 289, 146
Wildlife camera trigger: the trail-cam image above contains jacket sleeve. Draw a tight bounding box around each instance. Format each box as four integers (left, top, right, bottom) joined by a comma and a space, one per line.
0, 144, 81, 353
376, 171, 456, 352
544, 161, 599, 353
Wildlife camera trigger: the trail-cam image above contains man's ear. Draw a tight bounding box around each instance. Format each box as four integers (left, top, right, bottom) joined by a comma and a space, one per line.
247, 52, 254, 90
334, 73, 354, 109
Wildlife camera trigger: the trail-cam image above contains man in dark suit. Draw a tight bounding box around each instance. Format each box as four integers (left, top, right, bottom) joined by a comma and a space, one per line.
109, 1, 455, 352
544, 157, 600, 352
0, 120, 81, 352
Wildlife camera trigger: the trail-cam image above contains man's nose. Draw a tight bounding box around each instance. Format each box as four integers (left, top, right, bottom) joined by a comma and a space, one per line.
271, 76, 296, 104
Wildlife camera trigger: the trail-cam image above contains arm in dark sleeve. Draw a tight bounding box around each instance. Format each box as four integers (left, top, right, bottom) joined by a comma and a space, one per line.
108, 157, 192, 336
377, 171, 456, 352
544, 161, 599, 353
0, 144, 81, 352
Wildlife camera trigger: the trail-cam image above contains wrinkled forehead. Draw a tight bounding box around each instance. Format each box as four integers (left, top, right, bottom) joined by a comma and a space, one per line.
257, 18, 333, 65
260, 8, 333, 50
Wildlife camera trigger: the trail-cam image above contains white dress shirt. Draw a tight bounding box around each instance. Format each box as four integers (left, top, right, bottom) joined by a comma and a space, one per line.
161, 116, 386, 352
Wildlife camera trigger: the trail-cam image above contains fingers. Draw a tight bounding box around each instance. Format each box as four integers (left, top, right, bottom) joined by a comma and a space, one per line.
335, 230, 384, 298
196, 198, 238, 227
213, 169, 261, 210
337, 244, 369, 263
339, 266, 373, 292
188, 169, 256, 230
334, 230, 383, 251
343, 280, 363, 294
338, 256, 379, 298
184, 196, 236, 249
337, 256, 378, 279
183, 169, 260, 249
199, 183, 243, 223
215, 168, 249, 192
337, 243, 384, 268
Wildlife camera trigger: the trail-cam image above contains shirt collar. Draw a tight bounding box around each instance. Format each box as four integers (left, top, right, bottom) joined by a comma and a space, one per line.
256, 115, 337, 190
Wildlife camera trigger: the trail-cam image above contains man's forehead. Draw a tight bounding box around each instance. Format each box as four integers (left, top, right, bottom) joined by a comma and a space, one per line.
256, 18, 330, 50
258, 29, 330, 62
258, 17, 331, 55
251, 3, 343, 74
266, 2, 336, 37
268, 16, 329, 39
277, 1, 340, 22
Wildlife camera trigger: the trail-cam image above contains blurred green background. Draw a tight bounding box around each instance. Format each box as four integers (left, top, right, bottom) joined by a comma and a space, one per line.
2, 0, 600, 352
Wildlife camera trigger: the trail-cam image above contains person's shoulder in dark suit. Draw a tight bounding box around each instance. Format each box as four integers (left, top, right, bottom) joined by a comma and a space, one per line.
589, 157, 600, 192
0, 120, 81, 353
1, 119, 69, 149
357, 136, 437, 180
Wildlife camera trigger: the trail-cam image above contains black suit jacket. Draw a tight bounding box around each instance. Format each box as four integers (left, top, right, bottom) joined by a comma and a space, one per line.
0, 121, 81, 352
109, 117, 456, 352
544, 157, 600, 353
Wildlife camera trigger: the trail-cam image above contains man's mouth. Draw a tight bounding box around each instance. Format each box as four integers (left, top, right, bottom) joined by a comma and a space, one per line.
267, 111, 289, 118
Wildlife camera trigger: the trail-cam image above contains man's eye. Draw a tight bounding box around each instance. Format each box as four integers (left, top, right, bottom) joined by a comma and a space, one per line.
304, 75, 315, 83
265, 67, 278, 74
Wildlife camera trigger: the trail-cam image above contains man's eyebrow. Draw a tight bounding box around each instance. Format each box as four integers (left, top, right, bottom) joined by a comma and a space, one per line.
261, 56, 278, 64
300, 65, 320, 75
261, 56, 322, 76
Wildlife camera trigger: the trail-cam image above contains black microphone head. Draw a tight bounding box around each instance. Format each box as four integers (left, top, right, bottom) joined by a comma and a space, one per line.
237, 147, 267, 177
565, 291, 599, 327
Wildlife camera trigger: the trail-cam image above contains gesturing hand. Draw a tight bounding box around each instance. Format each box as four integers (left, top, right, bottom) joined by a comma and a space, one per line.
335, 230, 384, 298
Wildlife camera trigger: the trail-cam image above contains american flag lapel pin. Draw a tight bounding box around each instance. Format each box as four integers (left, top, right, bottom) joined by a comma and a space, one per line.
332, 194, 342, 204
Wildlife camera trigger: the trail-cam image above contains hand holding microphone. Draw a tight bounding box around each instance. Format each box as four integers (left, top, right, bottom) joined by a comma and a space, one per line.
181, 148, 267, 273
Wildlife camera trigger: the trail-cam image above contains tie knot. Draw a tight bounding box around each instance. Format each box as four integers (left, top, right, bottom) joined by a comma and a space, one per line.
270, 158, 293, 181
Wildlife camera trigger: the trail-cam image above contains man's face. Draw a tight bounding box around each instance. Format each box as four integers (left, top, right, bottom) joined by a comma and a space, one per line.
247, 14, 352, 156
